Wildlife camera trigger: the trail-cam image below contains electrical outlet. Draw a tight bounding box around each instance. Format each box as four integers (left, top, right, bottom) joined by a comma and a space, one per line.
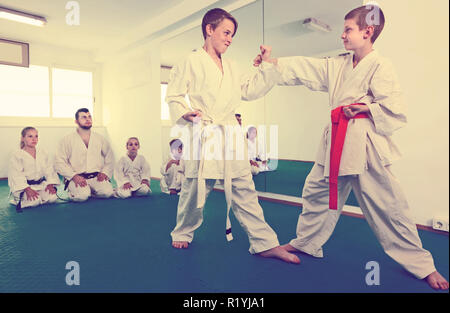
432, 218, 449, 232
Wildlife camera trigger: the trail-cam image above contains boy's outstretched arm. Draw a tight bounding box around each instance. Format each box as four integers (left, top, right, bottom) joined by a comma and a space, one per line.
240, 46, 281, 101
257, 49, 329, 92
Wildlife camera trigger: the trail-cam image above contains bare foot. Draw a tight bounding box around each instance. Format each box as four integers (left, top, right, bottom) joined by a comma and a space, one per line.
280, 243, 301, 253
258, 246, 300, 264
426, 271, 449, 290
172, 241, 189, 249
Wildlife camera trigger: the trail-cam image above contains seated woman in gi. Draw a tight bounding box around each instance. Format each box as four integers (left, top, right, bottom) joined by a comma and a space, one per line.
8, 127, 59, 212
114, 137, 151, 199
160, 139, 184, 195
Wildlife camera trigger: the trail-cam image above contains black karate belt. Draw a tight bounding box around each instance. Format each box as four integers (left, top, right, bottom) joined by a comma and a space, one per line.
16, 177, 46, 213
64, 172, 99, 190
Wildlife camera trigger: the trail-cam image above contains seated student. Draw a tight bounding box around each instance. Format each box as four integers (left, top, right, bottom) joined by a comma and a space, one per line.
160, 139, 184, 195
114, 137, 152, 199
8, 127, 59, 212
247, 126, 269, 175
55, 108, 114, 202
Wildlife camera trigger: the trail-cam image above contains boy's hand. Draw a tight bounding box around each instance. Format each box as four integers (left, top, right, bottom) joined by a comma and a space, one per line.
45, 184, 57, 195
343, 104, 370, 118
182, 110, 202, 123
97, 172, 109, 182
72, 174, 87, 187
25, 187, 39, 201
123, 182, 132, 190
253, 45, 277, 67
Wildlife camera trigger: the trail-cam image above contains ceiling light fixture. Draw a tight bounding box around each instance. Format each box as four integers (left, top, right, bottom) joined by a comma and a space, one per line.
303, 18, 331, 33
0, 6, 47, 27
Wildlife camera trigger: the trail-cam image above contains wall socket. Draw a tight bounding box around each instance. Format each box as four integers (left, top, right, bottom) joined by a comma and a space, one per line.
432, 218, 449, 232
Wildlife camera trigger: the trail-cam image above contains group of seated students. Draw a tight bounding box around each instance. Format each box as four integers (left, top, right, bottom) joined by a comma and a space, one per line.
7, 108, 185, 212
8, 108, 269, 212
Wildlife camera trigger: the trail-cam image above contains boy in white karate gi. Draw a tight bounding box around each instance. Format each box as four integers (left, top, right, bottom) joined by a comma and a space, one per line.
8, 127, 59, 211
114, 137, 151, 199
166, 8, 299, 264
55, 108, 114, 202
254, 5, 448, 290
160, 139, 184, 195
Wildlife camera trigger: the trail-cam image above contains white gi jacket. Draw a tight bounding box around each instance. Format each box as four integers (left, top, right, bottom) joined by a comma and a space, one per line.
166, 48, 281, 239
54, 131, 115, 180
160, 151, 185, 194
8, 148, 60, 195
114, 154, 151, 191
277, 50, 406, 176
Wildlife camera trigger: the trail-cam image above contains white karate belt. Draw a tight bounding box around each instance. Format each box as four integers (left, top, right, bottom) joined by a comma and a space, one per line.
196, 118, 234, 242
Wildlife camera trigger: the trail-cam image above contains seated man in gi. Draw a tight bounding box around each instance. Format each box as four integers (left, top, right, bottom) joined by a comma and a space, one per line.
55, 108, 114, 202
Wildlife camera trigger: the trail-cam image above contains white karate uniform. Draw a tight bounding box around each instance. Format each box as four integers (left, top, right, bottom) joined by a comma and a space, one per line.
114, 154, 152, 199
160, 152, 184, 194
166, 48, 281, 253
277, 50, 435, 279
8, 148, 59, 209
54, 130, 114, 202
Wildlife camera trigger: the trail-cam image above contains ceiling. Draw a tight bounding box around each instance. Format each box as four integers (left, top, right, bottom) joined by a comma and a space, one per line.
0, 0, 202, 55
0, 0, 362, 63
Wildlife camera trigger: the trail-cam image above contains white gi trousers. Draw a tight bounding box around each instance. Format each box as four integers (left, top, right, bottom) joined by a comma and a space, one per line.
12, 188, 57, 209
164, 165, 184, 191
170, 173, 280, 254
67, 177, 114, 202
290, 144, 436, 279
116, 184, 151, 199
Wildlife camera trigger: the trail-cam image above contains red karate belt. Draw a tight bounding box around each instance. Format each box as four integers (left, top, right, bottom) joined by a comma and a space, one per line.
329, 103, 369, 210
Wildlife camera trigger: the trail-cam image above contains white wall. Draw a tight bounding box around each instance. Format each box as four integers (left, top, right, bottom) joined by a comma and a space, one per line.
368, 0, 449, 226
101, 43, 163, 180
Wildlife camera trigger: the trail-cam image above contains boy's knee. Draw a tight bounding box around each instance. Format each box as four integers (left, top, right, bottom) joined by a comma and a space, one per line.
95, 183, 114, 198
117, 188, 132, 199
47, 193, 58, 204
21, 197, 41, 209
69, 186, 91, 202
136, 185, 151, 196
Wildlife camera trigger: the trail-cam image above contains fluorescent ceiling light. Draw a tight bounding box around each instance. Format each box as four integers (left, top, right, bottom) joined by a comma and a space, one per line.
0, 6, 47, 27
303, 18, 331, 33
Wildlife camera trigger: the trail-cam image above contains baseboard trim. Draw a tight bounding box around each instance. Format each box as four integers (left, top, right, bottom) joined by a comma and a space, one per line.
213, 187, 448, 236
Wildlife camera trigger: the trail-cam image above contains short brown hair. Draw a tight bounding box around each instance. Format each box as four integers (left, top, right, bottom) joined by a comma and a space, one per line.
126, 137, 140, 146
202, 8, 238, 40
75, 108, 90, 120
169, 139, 183, 150
345, 5, 385, 43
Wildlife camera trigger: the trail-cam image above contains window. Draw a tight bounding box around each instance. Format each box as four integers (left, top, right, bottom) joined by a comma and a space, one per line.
52, 68, 93, 118
161, 83, 191, 121
0, 64, 49, 117
161, 83, 170, 120
0, 64, 94, 119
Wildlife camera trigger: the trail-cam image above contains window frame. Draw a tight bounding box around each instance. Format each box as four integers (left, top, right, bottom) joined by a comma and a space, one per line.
0, 62, 100, 127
